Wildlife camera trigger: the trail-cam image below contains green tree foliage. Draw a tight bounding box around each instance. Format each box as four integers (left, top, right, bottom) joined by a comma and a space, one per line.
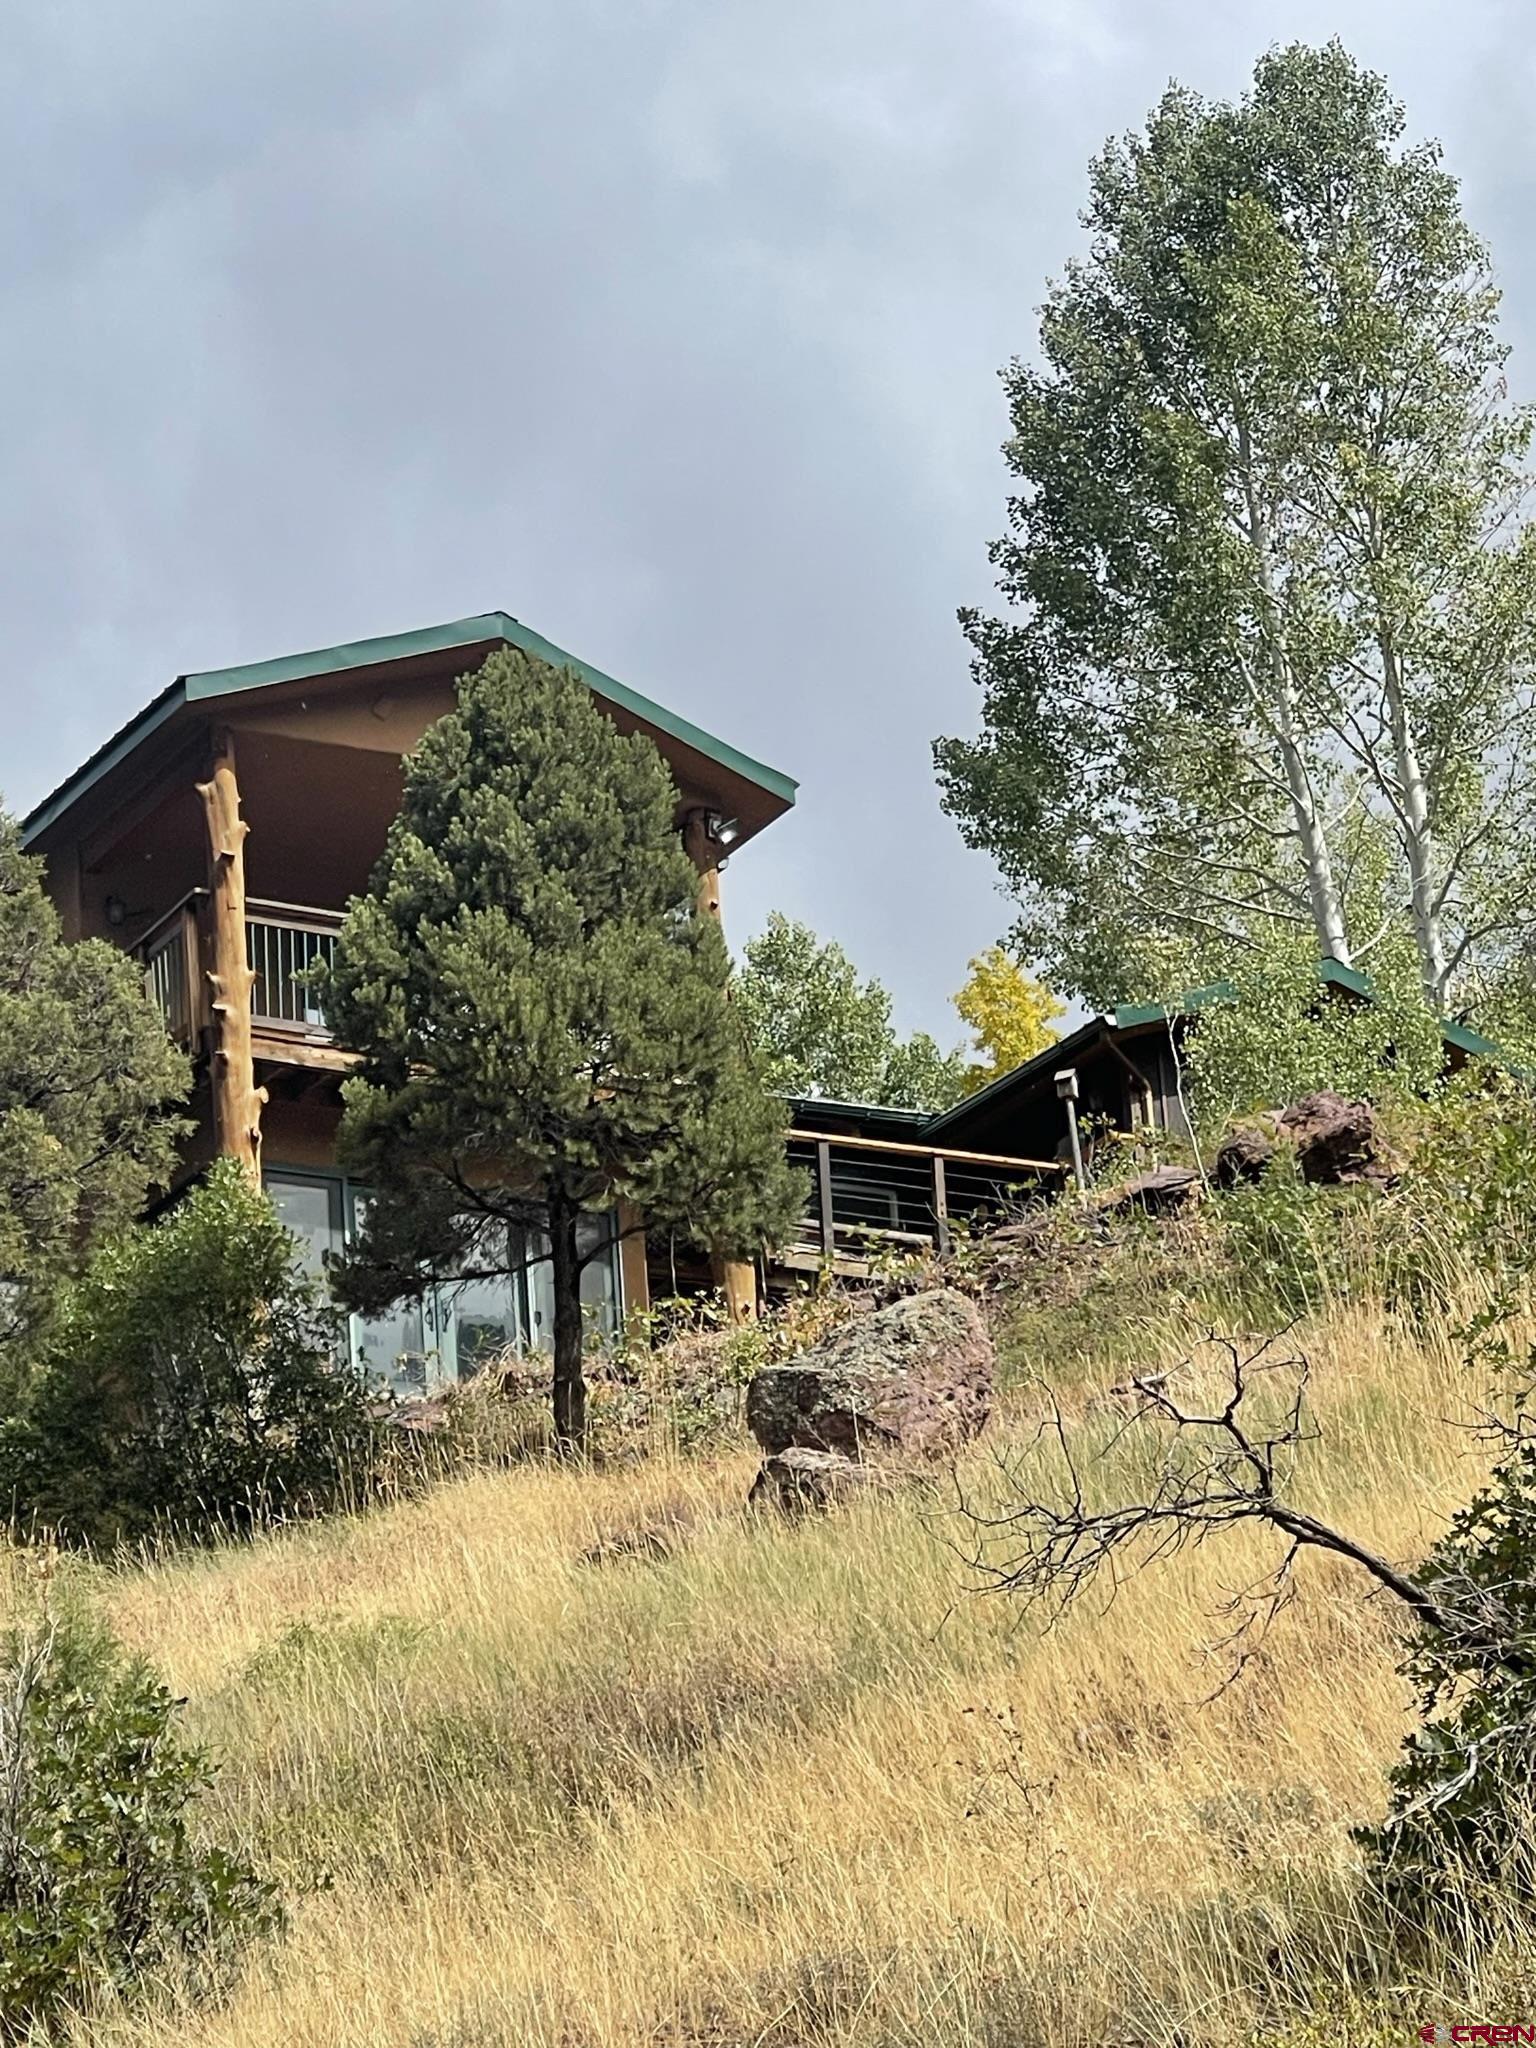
323, 649, 801, 1450
0, 1161, 375, 1547
0, 815, 187, 1369
936, 42, 1536, 1022
0, 1610, 279, 2039
734, 912, 968, 1109
1184, 926, 1444, 1128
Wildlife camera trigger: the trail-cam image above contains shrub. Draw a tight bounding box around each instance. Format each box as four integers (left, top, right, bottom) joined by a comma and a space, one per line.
1359, 1420, 1536, 1924
0, 1161, 379, 1547
1182, 921, 1444, 1132
0, 1610, 279, 2038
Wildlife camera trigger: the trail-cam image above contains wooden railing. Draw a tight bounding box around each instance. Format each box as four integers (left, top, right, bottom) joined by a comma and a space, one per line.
135, 892, 208, 1052
782, 1129, 1065, 1267
136, 894, 345, 1049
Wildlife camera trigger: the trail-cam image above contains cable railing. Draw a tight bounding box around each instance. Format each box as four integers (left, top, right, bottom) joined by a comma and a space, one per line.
783, 1129, 1064, 1265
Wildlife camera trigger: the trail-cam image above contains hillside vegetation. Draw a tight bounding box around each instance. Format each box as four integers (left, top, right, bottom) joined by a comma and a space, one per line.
12, 1203, 1530, 2048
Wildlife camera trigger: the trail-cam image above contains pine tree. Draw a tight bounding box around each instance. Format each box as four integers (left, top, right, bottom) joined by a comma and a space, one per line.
0, 814, 188, 1369
324, 649, 801, 1450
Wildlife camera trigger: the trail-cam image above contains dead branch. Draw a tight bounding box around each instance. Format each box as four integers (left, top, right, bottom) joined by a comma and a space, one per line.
961, 1333, 1532, 1680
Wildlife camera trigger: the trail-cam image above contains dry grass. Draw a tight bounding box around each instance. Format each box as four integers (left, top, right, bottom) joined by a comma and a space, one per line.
11, 1292, 1524, 2046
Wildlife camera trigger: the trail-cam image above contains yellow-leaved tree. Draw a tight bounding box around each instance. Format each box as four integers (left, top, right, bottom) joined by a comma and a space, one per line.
954, 946, 1064, 1093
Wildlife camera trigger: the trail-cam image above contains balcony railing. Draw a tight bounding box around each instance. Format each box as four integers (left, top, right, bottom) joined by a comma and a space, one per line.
783, 1129, 1063, 1268
247, 900, 342, 1034
136, 894, 345, 1050
135, 893, 207, 1052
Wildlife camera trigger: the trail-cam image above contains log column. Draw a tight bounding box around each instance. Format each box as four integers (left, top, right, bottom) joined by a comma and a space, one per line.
196, 731, 266, 1184
684, 808, 758, 1324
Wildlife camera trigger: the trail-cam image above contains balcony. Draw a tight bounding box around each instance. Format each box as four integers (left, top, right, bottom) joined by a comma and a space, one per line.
137, 893, 344, 1053
247, 900, 341, 1036
781, 1128, 1062, 1273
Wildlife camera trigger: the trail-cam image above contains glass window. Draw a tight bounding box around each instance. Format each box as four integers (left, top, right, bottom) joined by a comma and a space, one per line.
578, 1210, 621, 1341
264, 1173, 624, 1391
345, 1186, 434, 1398
266, 1174, 343, 1276
518, 1211, 621, 1353
439, 1219, 527, 1380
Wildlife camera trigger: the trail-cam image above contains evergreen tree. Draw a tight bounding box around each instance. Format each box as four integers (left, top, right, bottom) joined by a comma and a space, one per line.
324, 649, 801, 1450
0, 814, 187, 1370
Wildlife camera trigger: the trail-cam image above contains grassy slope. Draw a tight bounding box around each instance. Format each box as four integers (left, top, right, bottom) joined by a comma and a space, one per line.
23, 1288, 1508, 2047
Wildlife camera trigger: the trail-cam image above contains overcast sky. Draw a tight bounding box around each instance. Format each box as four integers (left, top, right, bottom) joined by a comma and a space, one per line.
2, 0, 1529, 1042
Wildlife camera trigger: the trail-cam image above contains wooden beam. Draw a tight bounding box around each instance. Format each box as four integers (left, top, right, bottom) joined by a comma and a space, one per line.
251, 1034, 360, 1073
682, 809, 722, 925
787, 1129, 1065, 1174
196, 730, 265, 1184
932, 1154, 951, 1253
683, 806, 756, 1322
817, 1139, 836, 1260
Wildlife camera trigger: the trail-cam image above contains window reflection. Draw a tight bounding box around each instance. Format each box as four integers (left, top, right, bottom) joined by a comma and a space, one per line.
262, 1173, 622, 1395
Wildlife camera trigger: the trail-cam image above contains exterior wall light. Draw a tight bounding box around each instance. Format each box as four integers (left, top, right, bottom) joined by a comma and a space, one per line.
705, 813, 741, 849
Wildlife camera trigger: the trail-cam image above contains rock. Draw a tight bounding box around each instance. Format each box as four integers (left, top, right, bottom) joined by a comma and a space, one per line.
1277, 1091, 1401, 1186
745, 1287, 993, 1462
1097, 1165, 1202, 1216
1214, 1125, 1276, 1189
747, 1448, 889, 1514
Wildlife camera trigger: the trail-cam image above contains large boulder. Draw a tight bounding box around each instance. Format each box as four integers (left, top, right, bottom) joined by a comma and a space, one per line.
1214, 1124, 1277, 1188
1277, 1091, 1401, 1186
746, 1287, 994, 1463
1097, 1165, 1202, 1216
747, 1448, 892, 1515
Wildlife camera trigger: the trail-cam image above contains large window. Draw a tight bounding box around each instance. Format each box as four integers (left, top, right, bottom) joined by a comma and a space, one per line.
264, 1172, 621, 1395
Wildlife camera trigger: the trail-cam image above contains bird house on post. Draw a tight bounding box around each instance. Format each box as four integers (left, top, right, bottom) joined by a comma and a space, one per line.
1055, 1067, 1087, 1193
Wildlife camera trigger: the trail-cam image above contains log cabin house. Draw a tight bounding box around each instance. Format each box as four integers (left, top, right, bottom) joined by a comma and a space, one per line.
22, 611, 803, 1391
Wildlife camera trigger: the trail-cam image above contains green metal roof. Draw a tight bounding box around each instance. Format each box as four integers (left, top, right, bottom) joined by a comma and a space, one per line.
23, 611, 798, 844
927, 957, 1513, 1138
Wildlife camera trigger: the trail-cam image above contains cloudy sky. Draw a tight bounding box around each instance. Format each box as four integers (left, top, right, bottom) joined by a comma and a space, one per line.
3, 0, 1530, 1041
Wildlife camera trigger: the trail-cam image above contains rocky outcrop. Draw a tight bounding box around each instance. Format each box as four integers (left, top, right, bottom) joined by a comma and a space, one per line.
1097, 1165, 1202, 1216
746, 1287, 993, 1467
1277, 1091, 1401, 1186
747, 1448, 892, 1515
1214, 1123, 1277, 1188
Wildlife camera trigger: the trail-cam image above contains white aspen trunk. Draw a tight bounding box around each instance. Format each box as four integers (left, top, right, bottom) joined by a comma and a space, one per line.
1379, 634, 1450, 1011
1238, 462, 1354, 968
1271, 661, 1354, 968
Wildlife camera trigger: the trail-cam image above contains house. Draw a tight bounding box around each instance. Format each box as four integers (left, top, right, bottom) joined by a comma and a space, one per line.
772, 962, 1511, 1276
22, 611, 797, 1391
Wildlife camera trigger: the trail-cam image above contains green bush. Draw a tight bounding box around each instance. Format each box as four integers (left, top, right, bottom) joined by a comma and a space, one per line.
1358, 1425, 1536, 1925
1182, 921, 1444, 1132
0, 1161, 379, 1548
0, 1610, 279, 2038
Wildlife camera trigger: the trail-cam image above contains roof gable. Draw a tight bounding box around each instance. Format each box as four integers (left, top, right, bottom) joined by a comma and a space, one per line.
23, 611, 797, 845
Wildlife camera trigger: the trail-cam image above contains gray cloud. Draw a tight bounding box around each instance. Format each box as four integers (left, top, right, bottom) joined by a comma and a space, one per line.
2, 0, 1529, 1040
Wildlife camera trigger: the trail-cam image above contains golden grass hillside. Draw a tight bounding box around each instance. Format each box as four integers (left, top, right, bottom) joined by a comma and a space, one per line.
9, 1266, 1526, 2047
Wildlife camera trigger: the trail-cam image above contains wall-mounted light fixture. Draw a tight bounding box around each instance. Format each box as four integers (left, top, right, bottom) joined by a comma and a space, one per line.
705, 813, 740, 849
104, 895, 151, 930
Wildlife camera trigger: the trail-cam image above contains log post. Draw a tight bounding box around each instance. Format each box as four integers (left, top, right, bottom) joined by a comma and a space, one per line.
196, 731, 265, 1184
684, 807, 758, 1323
